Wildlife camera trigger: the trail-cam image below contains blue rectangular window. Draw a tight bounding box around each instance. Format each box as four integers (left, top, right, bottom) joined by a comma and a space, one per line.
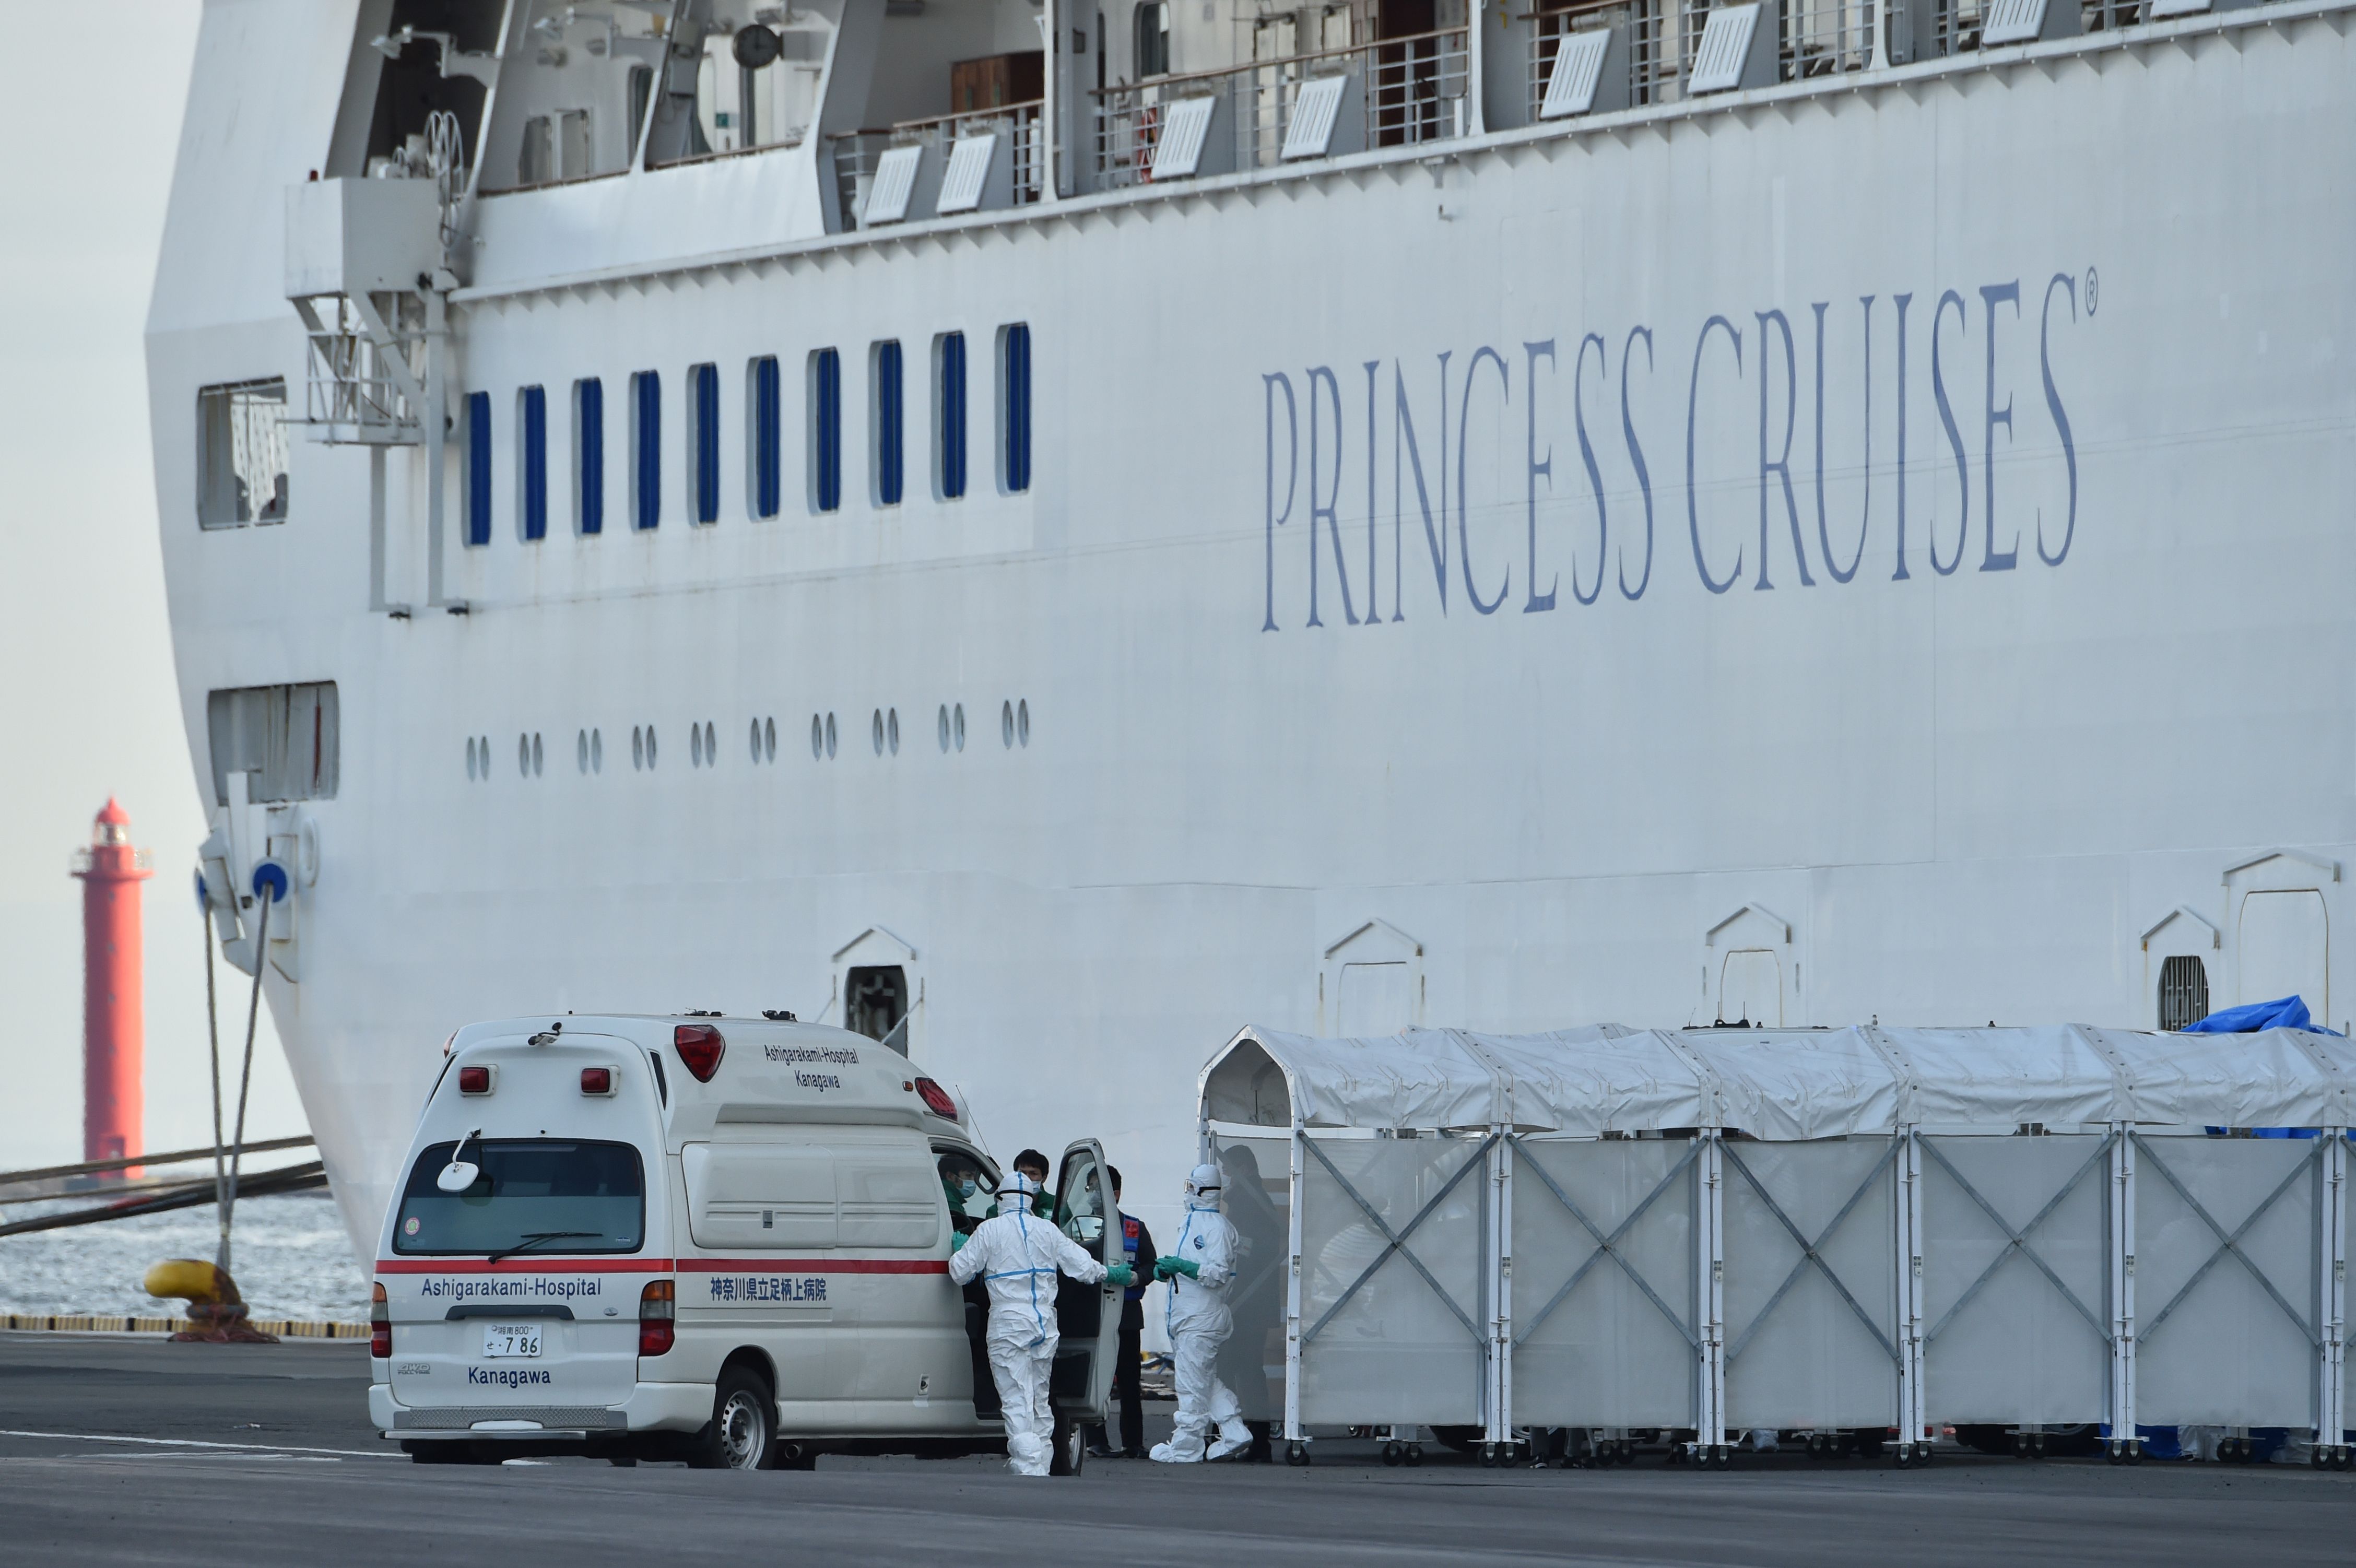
750, 356, 781, 518
873, 340, 904, 507
1000, 323, 1031, 494
937, 333, 967, 501
576, 378, 604, 536
465, 391, 492, 545
518, 385, 548, 541
631, 370, 661, 530
690, 362, 719, 524
810, 348, 841, 513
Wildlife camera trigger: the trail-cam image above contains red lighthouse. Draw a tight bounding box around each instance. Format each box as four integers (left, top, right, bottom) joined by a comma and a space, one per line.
73, 798, 151, 1175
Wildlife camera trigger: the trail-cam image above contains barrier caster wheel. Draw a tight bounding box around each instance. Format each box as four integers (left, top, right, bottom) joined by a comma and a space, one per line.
1895, 1444, 1914, 1469
1480, 1443, 1499, 1468
2012, 1432, 2030, 1459
1619, 1440, 1636, 1466
2032, 1433, 2047, 1459
1406, 1442, 1425, 1467
2337, 1447, 2354, 1471
1286, 1441, 1309, 1468
2104, 1441, 2123, 1466
1383, 1441, 1404, 1467
2126, 1441, 2143, 1466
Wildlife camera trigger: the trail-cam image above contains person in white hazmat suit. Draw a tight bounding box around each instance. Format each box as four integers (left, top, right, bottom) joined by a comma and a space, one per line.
1149, 1163, 1253, 1463
948, 1168, 1135, 1475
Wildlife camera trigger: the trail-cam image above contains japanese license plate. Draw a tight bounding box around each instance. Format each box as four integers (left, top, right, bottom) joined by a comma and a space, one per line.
480, 1323, 542, 1359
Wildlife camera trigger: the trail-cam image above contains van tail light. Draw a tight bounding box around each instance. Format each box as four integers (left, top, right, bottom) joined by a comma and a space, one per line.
370, 1282, 391, 1359
673, 1024, 724, 1082
580, 1066, 614, 1095
638, 1279, 675, 1357
913, 1078, 959, 1121
457, 1064, 492, 1094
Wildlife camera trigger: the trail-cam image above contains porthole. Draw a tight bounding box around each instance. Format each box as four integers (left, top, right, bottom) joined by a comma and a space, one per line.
632, 725, 645, 771
646, 725, 658, 769
532, 733, 544, 776
763, 716, 775, 761
937, 704, 950, 752
810, 714, 823, 760
466, 737, 478, 781
577, 729, 588, 774
591, 728, 603, 773
1017, 699, 1029, 748
954, 702, 965, 751
519, 733, 531, 777
749, 717, 762, 763
691, 724, 704, 768
888, 708, 900, 755
825, 712, 837, 758
1001, 700, 1014, 749
871, 709, 884, 756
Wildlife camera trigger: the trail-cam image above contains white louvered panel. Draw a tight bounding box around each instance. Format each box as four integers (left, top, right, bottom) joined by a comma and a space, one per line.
2147, 0, 2212, 15
1150, 96, 1218, 181
1980, 0, 2052, 43
863, 144, 922, 225
1281, 75, 1348, 160
935, 134, 997, 214
1687, 3, 1761, 95
1540, 30, 1613, 120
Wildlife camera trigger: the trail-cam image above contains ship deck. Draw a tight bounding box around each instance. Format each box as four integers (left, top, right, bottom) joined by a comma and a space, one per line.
1, 1333, 2347, 1564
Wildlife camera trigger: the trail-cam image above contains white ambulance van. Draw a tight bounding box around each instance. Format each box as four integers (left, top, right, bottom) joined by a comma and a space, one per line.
369, 1013, 1123, 1470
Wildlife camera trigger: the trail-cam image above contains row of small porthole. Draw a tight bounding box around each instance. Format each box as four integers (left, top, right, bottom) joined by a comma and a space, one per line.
464, 701, 1032, 780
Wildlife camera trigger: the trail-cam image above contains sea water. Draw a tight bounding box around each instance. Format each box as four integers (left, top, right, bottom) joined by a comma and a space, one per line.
0, 1190, 368, 1323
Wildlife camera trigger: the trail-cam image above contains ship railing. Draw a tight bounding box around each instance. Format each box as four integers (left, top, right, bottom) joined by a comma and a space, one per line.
290, 293, 426, 446
1093, 27, 1470, 193
829, 100, 1045, 230
1523, 0, 2155, 118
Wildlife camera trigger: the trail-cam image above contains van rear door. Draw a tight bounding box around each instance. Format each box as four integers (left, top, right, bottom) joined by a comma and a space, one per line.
1049, 1139, 1122, 1423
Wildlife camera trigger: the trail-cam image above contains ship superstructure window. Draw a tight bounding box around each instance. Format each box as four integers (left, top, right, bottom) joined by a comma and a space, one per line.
810, 348, 843, 513
690, 363, 721, 524
998, 324, 1032, 493
466, 392, 492, 546
575, 378, 604, 535
872, 340, 905, 508
935, 333, 968, 501
196, 379, 290, 529
846, 966, 910, 1052
207, 683, 339, 805
631, 371, 661, 529
748, 356, 782, 519
2159, 955, 2211, 1032
1135, 1, 1171, 76
517, 386, 548, 542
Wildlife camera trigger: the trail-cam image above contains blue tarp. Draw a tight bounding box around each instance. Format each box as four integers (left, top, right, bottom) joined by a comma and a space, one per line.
2182, 995, 2343, 1036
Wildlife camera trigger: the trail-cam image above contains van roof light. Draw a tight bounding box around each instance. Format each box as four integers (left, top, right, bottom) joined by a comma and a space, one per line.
673, 1023, 724, 1082
528, 1021, 564, 1045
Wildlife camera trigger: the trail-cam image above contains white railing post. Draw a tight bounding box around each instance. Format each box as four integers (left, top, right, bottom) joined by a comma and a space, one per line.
1898, 1125, 1926, 1452
2320, 1129, 2348, 1460
1283, 1118, 1306, 1445
1697, 1130, 1726, 1456
1490, 1127, 1513, 1448
2108, 1123, 2138, 1456
1467, 0, 1488, 136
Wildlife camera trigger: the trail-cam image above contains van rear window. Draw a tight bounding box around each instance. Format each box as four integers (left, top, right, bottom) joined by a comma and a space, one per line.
393, 1139, 645, 1257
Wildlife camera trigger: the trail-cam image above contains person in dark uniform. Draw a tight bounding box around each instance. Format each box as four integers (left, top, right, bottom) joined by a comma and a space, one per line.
1083, 1166, 1158, 1458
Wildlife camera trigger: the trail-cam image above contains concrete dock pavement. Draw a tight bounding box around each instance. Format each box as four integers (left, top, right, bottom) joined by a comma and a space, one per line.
1, 1334, 2349, 1566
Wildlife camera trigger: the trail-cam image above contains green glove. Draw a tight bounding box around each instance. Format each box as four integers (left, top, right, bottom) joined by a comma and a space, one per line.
950, 1230, 968, 1254
1157, 1256, 1199, 1281
1104, 1263, 1135, 1288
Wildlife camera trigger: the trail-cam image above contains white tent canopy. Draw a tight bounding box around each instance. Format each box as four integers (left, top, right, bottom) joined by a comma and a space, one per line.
1201, 1023, 2356, 1137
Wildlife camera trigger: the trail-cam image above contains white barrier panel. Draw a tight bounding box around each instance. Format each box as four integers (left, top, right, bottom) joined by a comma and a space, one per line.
1921, 1133, 2113, 1425
1212, 1134, 1292, 1422
2134, 1134, 2326, 1428
1722, 1136, 1900, 1432
1295, 1133, 1488, 1426
1509, 1136, 1699, 1428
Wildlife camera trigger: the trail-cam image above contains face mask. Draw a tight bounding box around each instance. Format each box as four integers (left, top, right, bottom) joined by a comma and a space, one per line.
958, 1179, 976, 1198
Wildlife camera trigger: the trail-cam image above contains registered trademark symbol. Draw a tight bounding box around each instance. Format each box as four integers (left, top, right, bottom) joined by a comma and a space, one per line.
2084, 267, 2099, 316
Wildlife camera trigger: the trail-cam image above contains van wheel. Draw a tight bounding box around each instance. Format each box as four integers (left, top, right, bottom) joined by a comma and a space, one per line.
1049, 1412, 1086, 1477
691, 1366, 774, 1471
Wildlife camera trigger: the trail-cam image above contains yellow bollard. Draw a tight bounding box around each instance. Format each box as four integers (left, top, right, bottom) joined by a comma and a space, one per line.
144, 1258, 277, 1343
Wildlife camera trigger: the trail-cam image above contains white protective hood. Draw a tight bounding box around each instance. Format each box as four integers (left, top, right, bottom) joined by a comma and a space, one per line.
1199, 1023, 2354, 1137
